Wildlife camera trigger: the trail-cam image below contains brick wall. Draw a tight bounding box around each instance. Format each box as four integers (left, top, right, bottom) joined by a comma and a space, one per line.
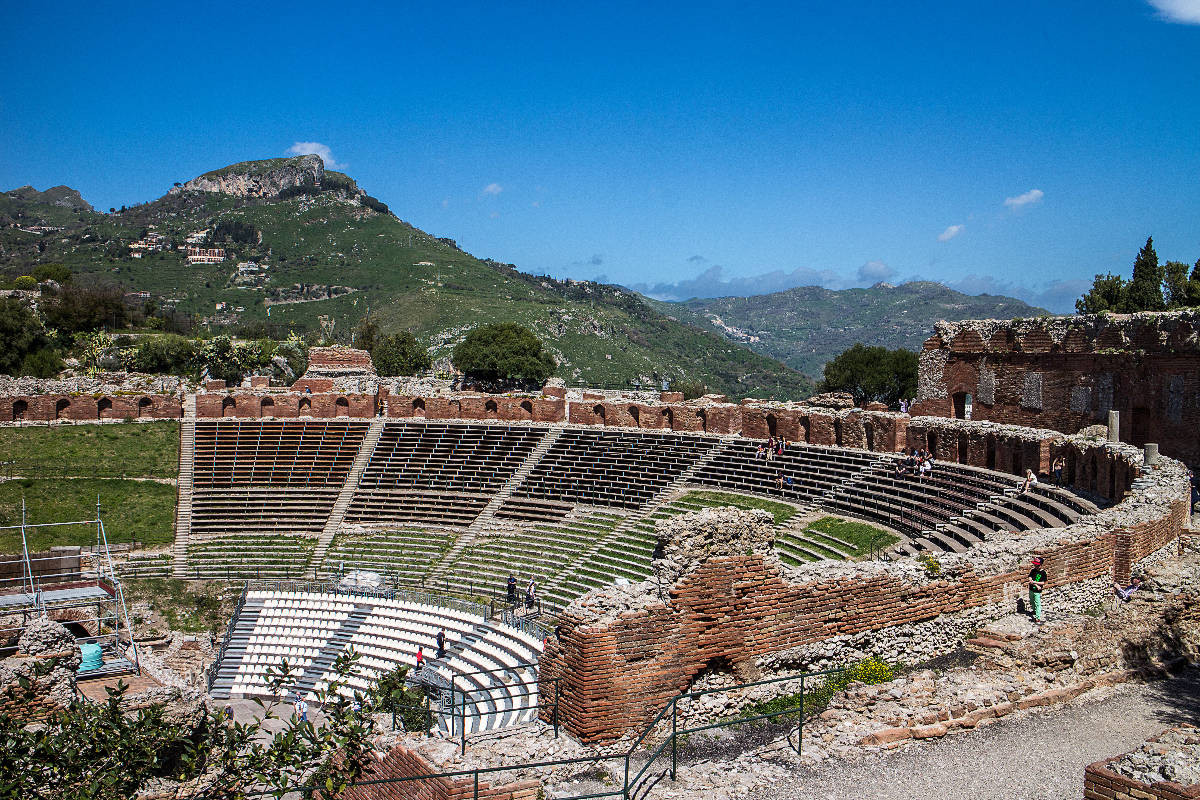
306, 346, 376, 372
0, 394, 181, 422
538, 440, 1187, 742
1085, 730, 1200, 800
341, 743, 539, 800
913, 311, 1200, 467
387, 393, 565, 423
195, 392, 376, 419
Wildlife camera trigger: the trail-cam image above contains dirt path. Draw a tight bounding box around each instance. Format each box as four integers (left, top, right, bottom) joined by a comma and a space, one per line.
762, 671, 1200, 800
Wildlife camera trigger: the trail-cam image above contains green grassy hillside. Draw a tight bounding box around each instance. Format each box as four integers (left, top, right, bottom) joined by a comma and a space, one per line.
654, 282, 1048, 377
1, 161, 812, 399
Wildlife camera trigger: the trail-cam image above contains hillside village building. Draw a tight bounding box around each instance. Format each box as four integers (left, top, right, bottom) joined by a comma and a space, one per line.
187, 246, 226, 264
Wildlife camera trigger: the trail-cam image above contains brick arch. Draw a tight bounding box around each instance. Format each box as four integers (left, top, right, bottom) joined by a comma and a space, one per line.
1018, 327, 1053, 353
54, 398, 70, 419
520, 400, 534, 419
335, 397, 350, 417
484, 399, 498, 417
137, 397, 153, 417
593, 404, 606, 424
662, 407, 674, 430
412, 398, 426, 417
260, 397, 275, 417
221, 397, 236, 417
11, 400, 27, 421
97, 397, 114, 419
628, 406, 640, 427
949, 329, 986, 352
298, 397, 312, 415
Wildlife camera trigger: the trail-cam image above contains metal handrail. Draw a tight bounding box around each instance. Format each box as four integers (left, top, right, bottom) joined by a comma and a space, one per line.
206, 582, 248, 691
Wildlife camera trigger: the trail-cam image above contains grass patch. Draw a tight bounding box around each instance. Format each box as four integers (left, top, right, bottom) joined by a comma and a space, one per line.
122, 577, 229, 635
678, 491, 798, 524
0, 478, 175, 551
737, 657, 895, 721
0, 421, 178, 477
806, 516, 897, 553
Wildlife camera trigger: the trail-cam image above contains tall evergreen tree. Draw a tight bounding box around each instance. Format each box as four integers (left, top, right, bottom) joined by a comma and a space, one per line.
1163, 261, 1191, 308
1125, 236, 1165, 311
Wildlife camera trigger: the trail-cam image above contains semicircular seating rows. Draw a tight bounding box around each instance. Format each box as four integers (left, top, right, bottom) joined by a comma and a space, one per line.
183, 420, 1102, 601
209, 589, 543, 734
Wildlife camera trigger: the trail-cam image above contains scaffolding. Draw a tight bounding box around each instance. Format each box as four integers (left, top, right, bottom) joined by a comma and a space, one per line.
0, 498, 139, 677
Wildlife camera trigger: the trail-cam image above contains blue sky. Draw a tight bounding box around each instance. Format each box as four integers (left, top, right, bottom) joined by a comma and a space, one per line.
2, 1, 1198, 312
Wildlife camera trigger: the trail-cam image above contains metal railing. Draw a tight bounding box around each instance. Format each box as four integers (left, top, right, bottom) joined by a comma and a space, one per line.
206, 583, 249, 691
195, 665, 843, 800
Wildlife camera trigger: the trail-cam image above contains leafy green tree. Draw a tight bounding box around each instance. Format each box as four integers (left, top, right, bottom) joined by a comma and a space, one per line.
42, 284, 130, 334
1075, 273, 1128, 314
452, 323, 556, 385
198, 335, 269, 384
11, 275, 37, 290
32, 263, 72, 284
126, 334, 198, 376
1125, 236, 1165, 311
818, 343, 917, 406
0, 299, 57, 377
352, 317, 380, 353
1164, 260, 1191, 308
74, 331, 114, 376
371, 331, 431, 376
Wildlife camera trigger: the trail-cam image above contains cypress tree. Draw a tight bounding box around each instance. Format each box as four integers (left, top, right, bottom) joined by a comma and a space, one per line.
1126, 236, 1164, 311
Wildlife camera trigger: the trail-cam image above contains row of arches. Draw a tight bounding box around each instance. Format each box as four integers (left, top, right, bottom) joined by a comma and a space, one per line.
590, 404, 709, 433
220, 396, 352, 418
10, 396, 156, 422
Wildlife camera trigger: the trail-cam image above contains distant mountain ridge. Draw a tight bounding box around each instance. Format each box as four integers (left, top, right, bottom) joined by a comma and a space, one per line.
4, 185, 92, 212
0, 157, 813, 400
651, 281, 1048, 377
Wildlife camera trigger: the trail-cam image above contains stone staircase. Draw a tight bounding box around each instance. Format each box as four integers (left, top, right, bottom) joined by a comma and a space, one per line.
423, 427, 565, 585
207, 597, 265, 699
306, 418, 387, 578
171, 420, 196, 578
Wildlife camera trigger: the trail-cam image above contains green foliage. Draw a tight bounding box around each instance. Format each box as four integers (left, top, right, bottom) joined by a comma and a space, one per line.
818, 343, 917, 405
32, 263, 71, 284
210, 218, 259, 246
42, 284, 130, 334
122, 578, 227, 634
452, 323, 556, 385
372, 331, 431, 376
0, 651, 395, 799
0, 298, 55, 376
125, 334, 197, 376
673, 378, 707, 400
805, 516, 898, 553
11, 275, 36, 290
917, 553, 942, 577
19, 347, 63, 378
361, 195, 389, 214
198, 335, 271, 384
73, 331, 114, 376
737, 657, 895, 721
1077, 237, 1200, 314
273, 332, 309, 380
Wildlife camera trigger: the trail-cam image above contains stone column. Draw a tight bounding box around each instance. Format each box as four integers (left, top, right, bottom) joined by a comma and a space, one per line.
1144, 443, 1159, 467
1107, 410, 1120, 443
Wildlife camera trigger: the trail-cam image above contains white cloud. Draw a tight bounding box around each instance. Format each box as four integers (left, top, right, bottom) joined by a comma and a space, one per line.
481, 183, 503, 196
1004, 188, 1044, 209
937, 224, 965, 242
285, 141, 345, 169
1147, 0, 1200, 24
857, 260, 896, 283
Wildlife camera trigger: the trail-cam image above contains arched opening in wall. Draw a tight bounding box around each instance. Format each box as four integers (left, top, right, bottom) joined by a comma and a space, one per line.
985, 435, 997, 470
12, 400, 27, 421
628, 406, 640, 427
221, 397, 236, 417
55, 399, 70, 420
520, 400, 534, 419
1091, 452, 1101, 494
799, 418, 811, 444
957, 433, 969, 464
952, 392, 973, 419
765, 414, 778, 438
61, 621, 90, 639
97, 397, 113, 419
335, 397, 350, 417
137, 397, 152, 417
1011, 446, 1024, 477
448, 399, 461, 418
927, 431, 938, 457
688, 654, 736, 689
696, 409, 707, 433
864, 423, 875, 451
260, 397, 274, 417
1065, 451, 1077, 486
593, 405, 606, 424
662, 408, 674, 430
412, 398, 426, 417
833, 420, 844, 447
298, 397, 312, 416
484, 399, 499, 417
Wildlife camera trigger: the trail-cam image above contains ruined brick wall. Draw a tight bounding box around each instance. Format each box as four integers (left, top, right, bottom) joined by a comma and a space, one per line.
1085, 727, 1200, 800
304, 346, 376, 373
341, 743, 539, 800
194, 392, 376, 419
387, 393, 565, 423
1, 394, 181, 422
539, 446, 1188, 742
912, 311, 1200, 466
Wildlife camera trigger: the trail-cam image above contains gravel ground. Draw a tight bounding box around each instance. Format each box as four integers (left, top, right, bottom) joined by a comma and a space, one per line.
762, 670, 1200, 800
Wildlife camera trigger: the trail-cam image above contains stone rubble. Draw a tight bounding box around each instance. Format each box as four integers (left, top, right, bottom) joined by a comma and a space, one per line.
1104, 725, 1200, 787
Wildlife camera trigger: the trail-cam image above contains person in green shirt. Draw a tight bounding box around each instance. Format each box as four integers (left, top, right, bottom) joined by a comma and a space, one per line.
1028, 556, 1047, 621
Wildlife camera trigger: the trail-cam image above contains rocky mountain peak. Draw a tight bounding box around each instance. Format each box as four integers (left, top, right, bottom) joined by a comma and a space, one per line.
169, 154, 335, 199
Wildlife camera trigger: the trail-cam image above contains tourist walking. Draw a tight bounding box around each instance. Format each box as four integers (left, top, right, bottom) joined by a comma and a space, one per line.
294, 694, 308, 723
436, 629, 446, 659
1052, 455, 1065, 486
1028, 557, 1047, 622
506, 574, 517, 605
525, 579, 537, 610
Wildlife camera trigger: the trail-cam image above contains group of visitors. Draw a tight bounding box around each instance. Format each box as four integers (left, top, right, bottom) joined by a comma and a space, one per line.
895, 448, 934, 479
506, 574, 539, 611
897, 398, 918, 414
756, 436, 788, 460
